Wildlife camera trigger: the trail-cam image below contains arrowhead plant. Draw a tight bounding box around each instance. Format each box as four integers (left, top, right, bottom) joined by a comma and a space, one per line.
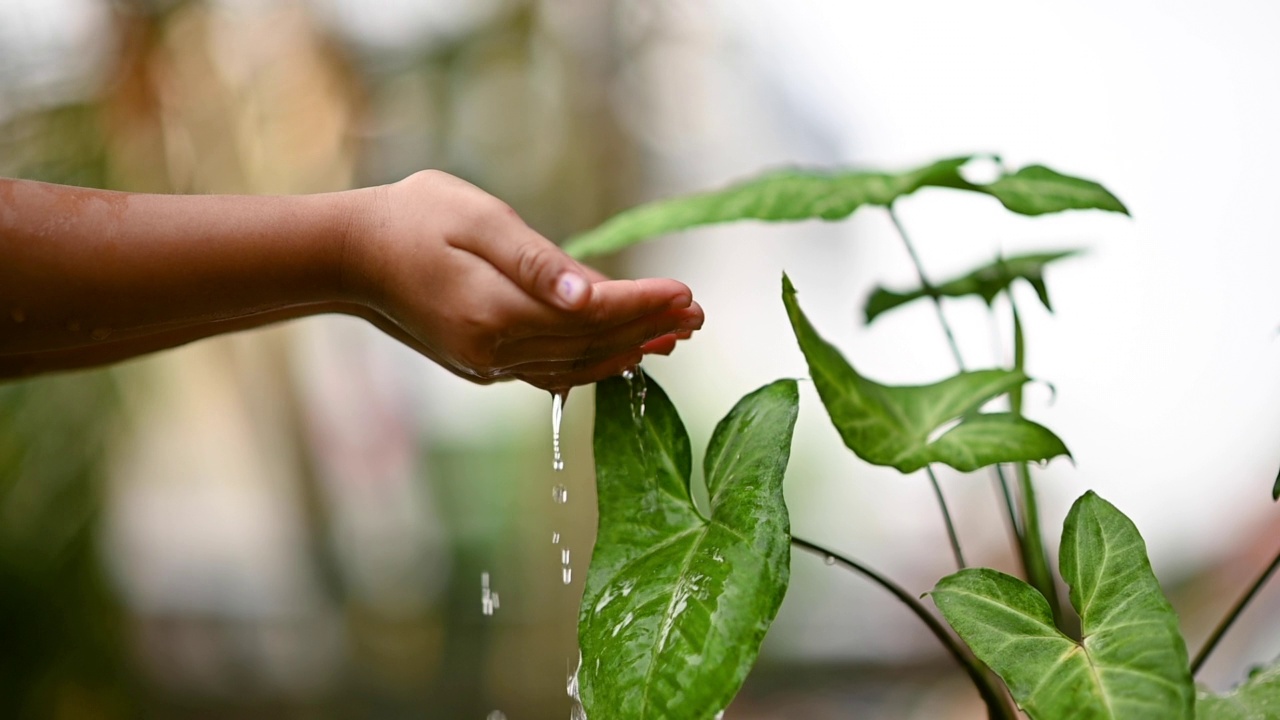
569, 155, 1279, 720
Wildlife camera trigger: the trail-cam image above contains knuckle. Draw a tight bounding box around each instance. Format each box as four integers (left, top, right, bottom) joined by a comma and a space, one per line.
515, 241, 558, 288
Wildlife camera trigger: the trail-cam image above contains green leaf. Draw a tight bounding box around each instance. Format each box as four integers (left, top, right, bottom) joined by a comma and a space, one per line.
864, 250, 1083, 324
1197, 659, 1280, 719
579, 373, 798, 719
982, 165, 1130, 216
783, 274, 1069, 473
562, 157, 1127, 259
931, 491, 1194, 720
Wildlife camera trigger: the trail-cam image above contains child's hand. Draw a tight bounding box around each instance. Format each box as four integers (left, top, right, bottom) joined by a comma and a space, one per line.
344, 171, 702, 390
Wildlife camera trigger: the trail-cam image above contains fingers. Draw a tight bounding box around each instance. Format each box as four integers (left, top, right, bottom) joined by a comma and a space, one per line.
493, 303, 703, 367
512, 348, 643, 391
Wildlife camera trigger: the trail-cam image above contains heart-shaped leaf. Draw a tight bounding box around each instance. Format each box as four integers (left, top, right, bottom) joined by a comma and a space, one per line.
783, 274, 1068, 473
931, 491, 1195, 720
1197, 659, 1280, 719
578, 372, 798, 719
563, 157, 1126, 259
864, 250, 1083, 324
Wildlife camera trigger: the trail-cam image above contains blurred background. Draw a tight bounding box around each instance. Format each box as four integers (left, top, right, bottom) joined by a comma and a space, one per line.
3, 0, 1280, 718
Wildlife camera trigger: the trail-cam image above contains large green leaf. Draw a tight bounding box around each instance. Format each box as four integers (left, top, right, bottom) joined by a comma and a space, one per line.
931, 491, 1194, 720
783, 274, 1068, 473
864, 250, 1083, 324
563, 157, 1127, 258
578, 372, 798, 719
982, 164, 1129, 217
1197, 660, 1280, 719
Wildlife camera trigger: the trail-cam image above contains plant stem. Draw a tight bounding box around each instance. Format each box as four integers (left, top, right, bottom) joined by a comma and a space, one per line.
887, 204, 972, 571
790, 536, 1017, 720
1009, 300, 1064, 630
887, 205, 965, 369
1191, 543, 1280, 675
994, 464, 1022, 540
927, 466, 967, 569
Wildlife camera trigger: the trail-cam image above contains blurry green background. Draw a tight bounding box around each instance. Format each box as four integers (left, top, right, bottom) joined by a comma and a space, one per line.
3, 1, 1280, 718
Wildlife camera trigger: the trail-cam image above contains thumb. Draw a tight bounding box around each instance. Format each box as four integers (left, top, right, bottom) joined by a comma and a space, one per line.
455, 210, 593, 311
513, 235, 592, 311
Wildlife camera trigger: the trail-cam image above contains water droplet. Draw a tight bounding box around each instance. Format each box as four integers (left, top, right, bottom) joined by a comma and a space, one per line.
552, 532, 561, 544
481, 572, 498, 616
552, 391, 567, 471
561, 548, 571, 565
621, 368, 634, 381
552, 484, 568, 504
713, 711, 725, 720
636, 369, 647, 417
824, 555, 836, 566
562, 566, 573, 585
487, 712, 507, 720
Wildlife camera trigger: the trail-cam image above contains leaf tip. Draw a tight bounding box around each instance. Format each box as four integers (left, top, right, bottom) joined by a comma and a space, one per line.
1272, 466, 1279, 502
781, 272, 796, 296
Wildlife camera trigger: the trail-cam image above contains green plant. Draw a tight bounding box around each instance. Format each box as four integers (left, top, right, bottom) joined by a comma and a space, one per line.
562, 156, 1280, 719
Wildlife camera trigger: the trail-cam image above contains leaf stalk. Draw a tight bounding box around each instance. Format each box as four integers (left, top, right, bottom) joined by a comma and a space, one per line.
1191, 543, 1280, 675
790, 536, 1016, 720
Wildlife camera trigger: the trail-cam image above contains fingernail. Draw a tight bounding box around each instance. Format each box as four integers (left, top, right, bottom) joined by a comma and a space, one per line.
667, 293, 692, 309
678, 315, 702, 330
556, 272, 588, 306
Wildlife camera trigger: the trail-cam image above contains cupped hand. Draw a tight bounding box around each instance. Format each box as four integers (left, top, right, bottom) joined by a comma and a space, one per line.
343, 170, 702, 390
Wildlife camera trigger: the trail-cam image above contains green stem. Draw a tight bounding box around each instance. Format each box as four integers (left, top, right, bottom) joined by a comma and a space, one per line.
1191, 543, 1280, 675
927, 465, 967, 569
888, 205, 971, 571
887, 205, 964, 369
1009, 300, 1064, 630
790, 536, 1016, 720
994, 463, 1024, 543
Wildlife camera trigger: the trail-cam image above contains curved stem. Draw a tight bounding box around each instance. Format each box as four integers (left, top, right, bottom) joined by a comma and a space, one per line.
1008, 299, 1064, 631
928, 466, 967, 569
994, 464, 1022, 541
791, 536, 1016, 720
887, 205, 964, 369
1191, 544, 1280, 675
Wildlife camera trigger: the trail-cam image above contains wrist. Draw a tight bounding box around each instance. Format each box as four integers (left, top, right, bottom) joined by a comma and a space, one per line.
330, 184, 385, 309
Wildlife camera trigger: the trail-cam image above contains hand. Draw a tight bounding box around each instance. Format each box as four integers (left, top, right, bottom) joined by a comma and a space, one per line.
344, 170, 703, 390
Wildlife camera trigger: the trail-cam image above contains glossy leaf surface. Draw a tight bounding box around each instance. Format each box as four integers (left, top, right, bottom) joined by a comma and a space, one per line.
932, 491, 1194, 720
864, 250, 1082, 324
563, 157, 1126, 258
1197, 660, 1280, 719
783, 274, 1068, 473
579, 373, 798, 719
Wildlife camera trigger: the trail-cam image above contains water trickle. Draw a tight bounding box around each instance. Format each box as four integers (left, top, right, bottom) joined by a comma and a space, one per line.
562, 566, 573, 585
552, 484, 569, 504
552, 532, 561, 544
552, 391, 567, 471
481, 571, 499, 616
487, 712, 508, 720
635, 369, 647, 417
824, 555, 836, 566
568, 651, 587, 720
561, 548, 571, 565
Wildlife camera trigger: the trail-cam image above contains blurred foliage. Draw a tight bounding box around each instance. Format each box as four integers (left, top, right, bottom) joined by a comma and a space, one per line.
0, 0, 649, 716
0, 371, 134, 718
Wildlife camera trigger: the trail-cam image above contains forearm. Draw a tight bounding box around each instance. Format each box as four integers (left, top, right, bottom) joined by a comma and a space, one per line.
0, 178, 365, 357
